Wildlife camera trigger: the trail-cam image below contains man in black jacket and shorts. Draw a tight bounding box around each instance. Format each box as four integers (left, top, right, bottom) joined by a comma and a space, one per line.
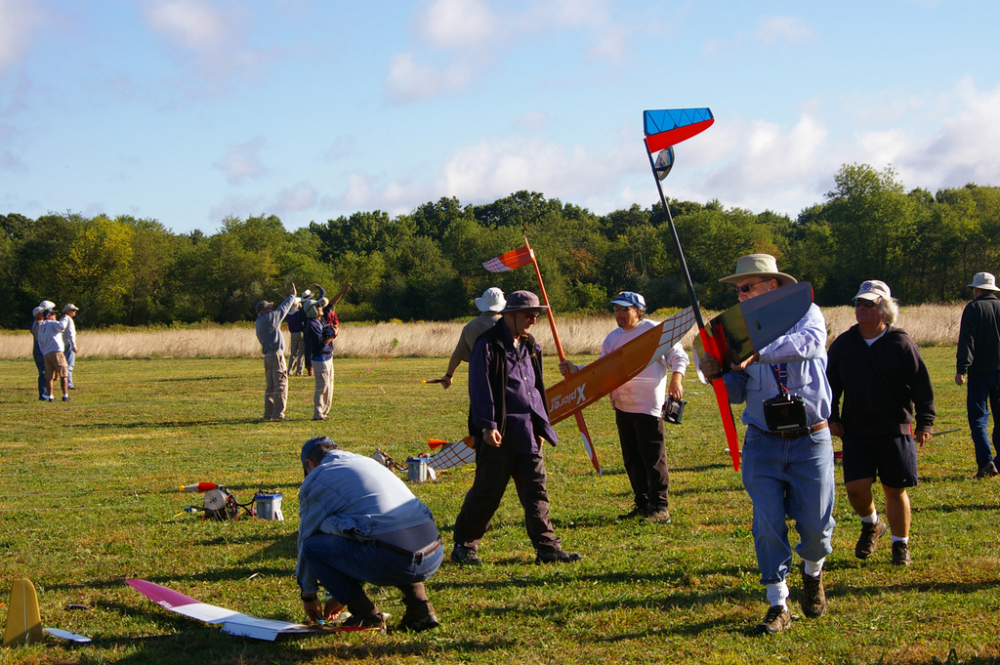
827, 280, 934, 566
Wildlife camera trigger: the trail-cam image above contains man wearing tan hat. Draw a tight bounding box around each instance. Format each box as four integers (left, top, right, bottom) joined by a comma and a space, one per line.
956, 272, 1000, 478
61, 304, 79, 389
699, 254, 835, 635
438, 287, 505, 389
451, 290, 582, 566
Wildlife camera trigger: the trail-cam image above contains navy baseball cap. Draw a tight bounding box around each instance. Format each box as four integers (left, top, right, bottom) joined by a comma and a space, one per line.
609, 291, 646, 309
301, 436, 336, 468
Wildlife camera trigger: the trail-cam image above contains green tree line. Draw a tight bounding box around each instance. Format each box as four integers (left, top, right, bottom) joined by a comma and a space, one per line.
2, 163, 998, 330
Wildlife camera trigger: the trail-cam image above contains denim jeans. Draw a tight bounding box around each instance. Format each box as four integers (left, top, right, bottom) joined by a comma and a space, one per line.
741, 426, 836, 586
300, 533, 442, 604
967, 371, 1000, 468
34, 352, 48, 399
64, 346, 75, 388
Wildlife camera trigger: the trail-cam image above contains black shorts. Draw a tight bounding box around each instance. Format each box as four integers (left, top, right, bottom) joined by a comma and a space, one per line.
842, 431, 919, 488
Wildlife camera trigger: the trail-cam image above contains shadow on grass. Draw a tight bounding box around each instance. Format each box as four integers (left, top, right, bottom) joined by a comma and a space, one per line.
672, 463, 732, 473
152, 376, 231, 383
72, 417, 265, 429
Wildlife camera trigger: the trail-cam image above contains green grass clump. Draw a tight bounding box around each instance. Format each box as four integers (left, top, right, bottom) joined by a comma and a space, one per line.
0, 348, 998, 664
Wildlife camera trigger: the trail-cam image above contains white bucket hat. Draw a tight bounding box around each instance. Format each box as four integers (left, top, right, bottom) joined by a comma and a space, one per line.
719, 254, 797, 287
968, 272, 1000, 291
474, 287, 506, 313
853, 280, 891, 301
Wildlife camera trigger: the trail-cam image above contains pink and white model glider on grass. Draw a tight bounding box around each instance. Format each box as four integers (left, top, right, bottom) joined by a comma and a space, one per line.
127, 579, 380, 642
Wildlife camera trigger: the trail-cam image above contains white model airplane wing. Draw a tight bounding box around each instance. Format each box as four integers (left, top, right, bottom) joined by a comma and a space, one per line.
127, 579, 305, 641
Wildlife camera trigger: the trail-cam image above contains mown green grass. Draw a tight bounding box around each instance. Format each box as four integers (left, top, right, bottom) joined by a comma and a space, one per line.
0, 348, 998, 664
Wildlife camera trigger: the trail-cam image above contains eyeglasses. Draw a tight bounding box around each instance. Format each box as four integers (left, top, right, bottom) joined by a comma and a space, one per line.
613, 305, 633, 312
732, 280, 768, 295
853, 299, 879, 309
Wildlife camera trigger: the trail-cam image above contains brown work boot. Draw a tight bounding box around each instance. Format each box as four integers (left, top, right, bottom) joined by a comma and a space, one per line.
855, 518, 887, 559
642, 505, 672, 523
307, 367, 314, 377
396, 602, 440, 633
754, 605, 791, 635
891, 541, 912, 566
798, 564, 827, 618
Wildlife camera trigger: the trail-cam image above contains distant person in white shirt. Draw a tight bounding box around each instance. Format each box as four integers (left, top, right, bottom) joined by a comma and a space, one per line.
61, 304, 79, 389
37, 309, 70, 402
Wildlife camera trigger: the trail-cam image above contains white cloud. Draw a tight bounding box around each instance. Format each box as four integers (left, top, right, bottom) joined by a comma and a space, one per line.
143, 0, 276, 94
383, 52, 472, 104
386, 0, 628, 103
0, 0, 45, 75
273, 182, 317, 212
513, 111, 551, 129
417, 0, 497, 50
214, 137, 267, 184
324, 136, 356, 162
209, 193, 265, 223
856, 79, 1000, 190
753, 16, 816, 46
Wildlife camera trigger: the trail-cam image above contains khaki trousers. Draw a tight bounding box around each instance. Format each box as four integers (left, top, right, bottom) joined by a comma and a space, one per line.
313, 358, 334, 419
263, 352, 288, 419
288, 332, 305, 375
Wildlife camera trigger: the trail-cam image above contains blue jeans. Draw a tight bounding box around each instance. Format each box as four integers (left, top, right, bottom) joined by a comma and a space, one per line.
34, 352, 48, 399
967, 371, 1000, 468
741, 426, 836, 586
301, 534, 442, 604
64, 346, 75, 388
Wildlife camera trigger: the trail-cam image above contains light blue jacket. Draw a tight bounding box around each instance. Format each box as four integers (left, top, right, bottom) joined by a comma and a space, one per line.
295, 450, 436, 594
723, 303, 832, 430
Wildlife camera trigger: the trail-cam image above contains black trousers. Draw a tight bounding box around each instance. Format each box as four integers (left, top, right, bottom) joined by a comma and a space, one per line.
616, 409, 670, 509
453, 441, 561, 554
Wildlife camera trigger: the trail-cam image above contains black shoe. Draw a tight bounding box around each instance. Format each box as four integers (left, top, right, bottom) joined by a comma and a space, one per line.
975, 461, 999, 479
754, 605, 791, 635
855, 518, 887, 559
47, 397, 54, 402
891, 541, 912, 566
62, 395, 70, 402
451, 545, 482, 565
642, 505, 672, 523
396, 602, 440, 633
617, 505, 646, 520
799, 563, 827, 618
342, 612, 387, 634
535, 550, 583, 564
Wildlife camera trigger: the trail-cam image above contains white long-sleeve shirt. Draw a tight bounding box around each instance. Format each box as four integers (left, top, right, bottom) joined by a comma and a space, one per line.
601, 319, 689, 417
60, 315, 76, 351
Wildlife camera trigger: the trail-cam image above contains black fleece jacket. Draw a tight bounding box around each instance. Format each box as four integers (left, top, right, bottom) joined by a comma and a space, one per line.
827, 325, 935, 434
957, 292, 1000, 375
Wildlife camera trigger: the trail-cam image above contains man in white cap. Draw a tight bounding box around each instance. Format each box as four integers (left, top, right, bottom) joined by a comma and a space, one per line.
699, 254, 835, 635
955, 272, 1000, 478
562, 291, 687, 522
255, 283, 297, 421
61, 304, 79, 389
827, 280, 934, 567
438, 287, 505, 389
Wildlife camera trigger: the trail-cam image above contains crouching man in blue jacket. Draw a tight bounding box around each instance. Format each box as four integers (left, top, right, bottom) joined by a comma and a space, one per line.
296, 437, 442, 633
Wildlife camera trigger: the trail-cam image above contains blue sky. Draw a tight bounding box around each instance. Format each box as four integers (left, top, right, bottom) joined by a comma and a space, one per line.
2, 0, 998, 234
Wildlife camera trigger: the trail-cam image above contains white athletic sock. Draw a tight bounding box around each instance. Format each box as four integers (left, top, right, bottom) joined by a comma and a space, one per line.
802, 558, 825, 577
765, 582, 789, 609
891, 535, 909, 544
860, 509, 878, 524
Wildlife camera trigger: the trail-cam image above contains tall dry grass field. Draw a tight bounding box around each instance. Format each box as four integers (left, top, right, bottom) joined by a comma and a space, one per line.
0, 304, 965, 360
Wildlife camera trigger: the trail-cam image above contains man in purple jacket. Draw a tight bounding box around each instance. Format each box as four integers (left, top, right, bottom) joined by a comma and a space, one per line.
450, 290, 582, 566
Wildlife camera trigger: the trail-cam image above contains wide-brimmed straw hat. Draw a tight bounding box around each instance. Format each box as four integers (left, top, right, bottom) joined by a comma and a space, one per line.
501, 290, 547, 313
719, 254, 797, 287
474, 287, 506, 312
968, 272, 1000, 291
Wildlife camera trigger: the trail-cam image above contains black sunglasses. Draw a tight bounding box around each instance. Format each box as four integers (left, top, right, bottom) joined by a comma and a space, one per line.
853, 299, 879, 309
731, 280, 768, 294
